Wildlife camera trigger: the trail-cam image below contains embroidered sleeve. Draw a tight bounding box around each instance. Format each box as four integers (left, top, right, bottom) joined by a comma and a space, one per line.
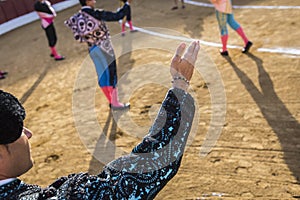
103, 88, 195, 199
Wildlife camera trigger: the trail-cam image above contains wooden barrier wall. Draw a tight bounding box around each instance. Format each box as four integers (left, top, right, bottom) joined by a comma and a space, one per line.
0, 0, 64, 24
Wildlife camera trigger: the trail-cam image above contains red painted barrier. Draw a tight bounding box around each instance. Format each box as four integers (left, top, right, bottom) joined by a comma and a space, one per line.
0, 0, 64, 24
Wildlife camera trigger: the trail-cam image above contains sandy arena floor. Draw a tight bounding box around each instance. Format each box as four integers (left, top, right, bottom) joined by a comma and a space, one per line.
0, 0, 299, 199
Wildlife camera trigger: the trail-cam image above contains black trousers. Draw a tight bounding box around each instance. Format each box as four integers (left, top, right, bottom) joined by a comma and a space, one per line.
44, 23, 57, 47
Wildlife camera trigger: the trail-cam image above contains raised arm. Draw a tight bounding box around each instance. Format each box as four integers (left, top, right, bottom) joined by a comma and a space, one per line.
103, 41, 200, 199
93, 5, 129, 22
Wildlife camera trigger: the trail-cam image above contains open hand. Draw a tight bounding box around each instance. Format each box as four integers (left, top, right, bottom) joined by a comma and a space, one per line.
170, 41, 200, 81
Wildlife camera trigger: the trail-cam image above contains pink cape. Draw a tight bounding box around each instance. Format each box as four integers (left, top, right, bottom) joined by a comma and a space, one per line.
210, 0, 232, 14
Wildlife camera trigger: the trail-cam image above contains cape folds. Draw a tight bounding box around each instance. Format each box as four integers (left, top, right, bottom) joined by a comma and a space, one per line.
64, 11, 114, 56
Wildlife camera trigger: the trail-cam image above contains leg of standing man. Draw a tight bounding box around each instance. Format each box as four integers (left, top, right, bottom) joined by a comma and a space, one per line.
181, 0, 185, 8
227, 14, 253, 53
216, 10, 229, 56
45, 24, 65, 61
0, 70, 8, 79
171, 0, 178, 10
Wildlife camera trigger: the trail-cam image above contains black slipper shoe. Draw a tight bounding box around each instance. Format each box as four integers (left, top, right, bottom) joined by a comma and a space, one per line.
220, 50, 229, 56
242, 41, 253, 53
109, 103, 130, 110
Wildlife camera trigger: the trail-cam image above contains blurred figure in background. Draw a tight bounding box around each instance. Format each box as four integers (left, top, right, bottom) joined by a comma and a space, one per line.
34, 0, 65, 61
0, 70, 8, 80
65, 0, 130, 109
119, 0, 137, 36
210, 0, 252, 56
172, 0, 185, 10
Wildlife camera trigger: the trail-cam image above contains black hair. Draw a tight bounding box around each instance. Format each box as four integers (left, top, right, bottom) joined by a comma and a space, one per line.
79, 0, 87, 6
121, 0, 127, 3
0, 90, 26, 144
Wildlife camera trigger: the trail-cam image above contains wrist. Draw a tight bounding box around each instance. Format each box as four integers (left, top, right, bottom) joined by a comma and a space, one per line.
171, 76, 189, 91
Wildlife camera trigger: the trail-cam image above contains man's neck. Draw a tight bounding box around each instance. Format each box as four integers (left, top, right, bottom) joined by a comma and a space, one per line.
0, 178, 16, 186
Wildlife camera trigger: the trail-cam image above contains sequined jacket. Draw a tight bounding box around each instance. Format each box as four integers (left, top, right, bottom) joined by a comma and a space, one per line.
0, 88, 195, 200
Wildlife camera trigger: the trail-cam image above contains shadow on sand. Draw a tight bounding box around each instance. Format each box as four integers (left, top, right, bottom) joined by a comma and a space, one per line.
88, 111, 117, 175
225, 53, 300, 183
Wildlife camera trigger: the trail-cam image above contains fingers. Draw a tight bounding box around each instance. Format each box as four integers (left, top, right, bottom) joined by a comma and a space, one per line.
170, 41, 200, 81
172, 43, 186, 63
183, 41, 200, 66
176, 43, 186, 57
192, 41, 200, 61
193, 41, 200, 54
